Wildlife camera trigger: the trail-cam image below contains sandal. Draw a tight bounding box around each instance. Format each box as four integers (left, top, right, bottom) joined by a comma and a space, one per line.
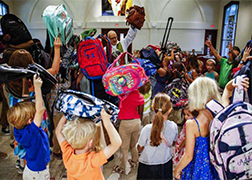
128, 159, 137, 168
113, 165, 125, 174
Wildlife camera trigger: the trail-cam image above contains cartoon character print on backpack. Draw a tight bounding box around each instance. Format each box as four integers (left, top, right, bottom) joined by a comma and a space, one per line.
163, 78, 189, 110
206, 75, 252, 180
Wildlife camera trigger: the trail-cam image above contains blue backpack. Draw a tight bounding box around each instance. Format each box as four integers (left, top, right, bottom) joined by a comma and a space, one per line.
131, 58, 157, 76
140, 46, 161, 68
54, 89, 119, 128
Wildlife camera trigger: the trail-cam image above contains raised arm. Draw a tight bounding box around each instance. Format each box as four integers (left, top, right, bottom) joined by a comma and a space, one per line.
33, 74, 45, 127
9, 40, 34, 49
47, 37, 62, 76
56, 115, 67, 145
101, 108, 122, 159
205, 38, 221, 63
222, 76, 249, 107
121, 26, 137, 51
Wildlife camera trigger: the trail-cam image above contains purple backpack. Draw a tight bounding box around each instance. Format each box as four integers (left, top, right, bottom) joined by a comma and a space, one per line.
206, 75, 252, 180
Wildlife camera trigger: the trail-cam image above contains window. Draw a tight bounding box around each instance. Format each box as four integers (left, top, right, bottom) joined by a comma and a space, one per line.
220, 1, 239, 57
0, 1, 9, 35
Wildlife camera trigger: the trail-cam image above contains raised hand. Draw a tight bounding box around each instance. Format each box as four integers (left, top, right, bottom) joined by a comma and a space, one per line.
54, 37, 62, 48
33, 74, 43, 89
100, 108, 111, 123
205, 38, 212, 47
243, 47, 252, 63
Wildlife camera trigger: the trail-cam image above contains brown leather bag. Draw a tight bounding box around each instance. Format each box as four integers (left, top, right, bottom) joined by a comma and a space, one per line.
126, 5, 145, 30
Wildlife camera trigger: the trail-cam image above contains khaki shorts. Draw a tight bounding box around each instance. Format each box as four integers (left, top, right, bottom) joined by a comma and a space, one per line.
23, 165, 50, 180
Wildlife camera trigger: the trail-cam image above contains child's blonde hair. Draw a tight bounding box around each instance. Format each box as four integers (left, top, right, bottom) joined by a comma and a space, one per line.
151, 93, 172, 146
62, 118, 101, 152
188, 77, 221, 112
7, 102, 35, 129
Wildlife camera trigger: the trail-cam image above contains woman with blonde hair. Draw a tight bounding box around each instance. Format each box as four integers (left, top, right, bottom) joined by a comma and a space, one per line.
136, 93, 178, 180
174, 76, 249, 179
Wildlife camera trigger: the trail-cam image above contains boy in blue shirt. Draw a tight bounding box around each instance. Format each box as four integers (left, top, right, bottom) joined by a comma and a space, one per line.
7, 74, 50, 180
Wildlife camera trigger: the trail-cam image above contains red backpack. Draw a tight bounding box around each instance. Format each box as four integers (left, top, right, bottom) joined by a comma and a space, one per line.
78, 34, 111, 80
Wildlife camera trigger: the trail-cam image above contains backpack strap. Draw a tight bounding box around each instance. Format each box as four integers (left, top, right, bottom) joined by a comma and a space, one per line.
218, 102, 247, 122
108, 52, 141, 71
193, 118, 201, 137
97, 34, 112, 63
206, 99, 224, 117
160, 132, 171, 147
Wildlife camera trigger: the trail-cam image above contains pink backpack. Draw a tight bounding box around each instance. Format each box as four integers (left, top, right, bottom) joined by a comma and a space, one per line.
102, 52, 148, 106
206, 75, 252, 180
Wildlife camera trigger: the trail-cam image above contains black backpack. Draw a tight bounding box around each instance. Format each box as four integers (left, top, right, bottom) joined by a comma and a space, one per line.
27, 42, 52, 69
0, 63, 56, 97
140, 46, 161, 68
163, 78, 189, 110
1, 14, 32, 45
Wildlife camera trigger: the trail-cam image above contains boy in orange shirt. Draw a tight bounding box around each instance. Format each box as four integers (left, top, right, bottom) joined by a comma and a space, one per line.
56, 109, 122, 180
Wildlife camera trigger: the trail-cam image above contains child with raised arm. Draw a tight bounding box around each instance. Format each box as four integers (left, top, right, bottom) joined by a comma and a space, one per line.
56, 109, 122, 180
7, 75, 50, 180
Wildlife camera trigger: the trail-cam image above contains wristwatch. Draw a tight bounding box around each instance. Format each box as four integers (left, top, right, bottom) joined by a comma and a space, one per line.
240, 60, 245, 64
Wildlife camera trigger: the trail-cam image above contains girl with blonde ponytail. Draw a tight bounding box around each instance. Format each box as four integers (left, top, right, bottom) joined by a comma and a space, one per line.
136, 93, 178, 180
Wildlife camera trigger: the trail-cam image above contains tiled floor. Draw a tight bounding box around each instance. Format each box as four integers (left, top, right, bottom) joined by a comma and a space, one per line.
0, 129, 137, 180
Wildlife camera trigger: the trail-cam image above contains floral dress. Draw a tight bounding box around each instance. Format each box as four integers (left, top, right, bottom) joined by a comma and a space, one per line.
173, 122, 186, 167
181, 118, 216, 180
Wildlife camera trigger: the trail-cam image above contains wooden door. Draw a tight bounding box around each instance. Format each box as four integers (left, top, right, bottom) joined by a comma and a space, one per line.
204, 30, 218, 55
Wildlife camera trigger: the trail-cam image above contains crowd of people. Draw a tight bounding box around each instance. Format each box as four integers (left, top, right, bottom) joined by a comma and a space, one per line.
0, 12, 251, 180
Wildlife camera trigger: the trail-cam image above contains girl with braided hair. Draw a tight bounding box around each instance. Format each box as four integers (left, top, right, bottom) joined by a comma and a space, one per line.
136, 93, 178, 180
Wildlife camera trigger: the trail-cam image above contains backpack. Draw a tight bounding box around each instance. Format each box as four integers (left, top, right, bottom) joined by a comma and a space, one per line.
206, 75, 252, 180
27, 42, 51, 69
78, 34, 111, 80
54, 89, 120, 128
131, 58, 157, 76
0, 63, 57, 98
1, 14, 32, 45
102, 52, 148, 102
140, 46, 161, 68
42, 4, 73, 47
126, 5, 145, 30
163, 78, 189, 110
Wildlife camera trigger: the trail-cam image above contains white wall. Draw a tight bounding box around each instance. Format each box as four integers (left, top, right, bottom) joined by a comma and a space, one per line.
4, 0, 252, 53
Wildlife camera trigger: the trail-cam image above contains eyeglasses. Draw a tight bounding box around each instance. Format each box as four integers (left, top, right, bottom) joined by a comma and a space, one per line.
109, 36, 117, 40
